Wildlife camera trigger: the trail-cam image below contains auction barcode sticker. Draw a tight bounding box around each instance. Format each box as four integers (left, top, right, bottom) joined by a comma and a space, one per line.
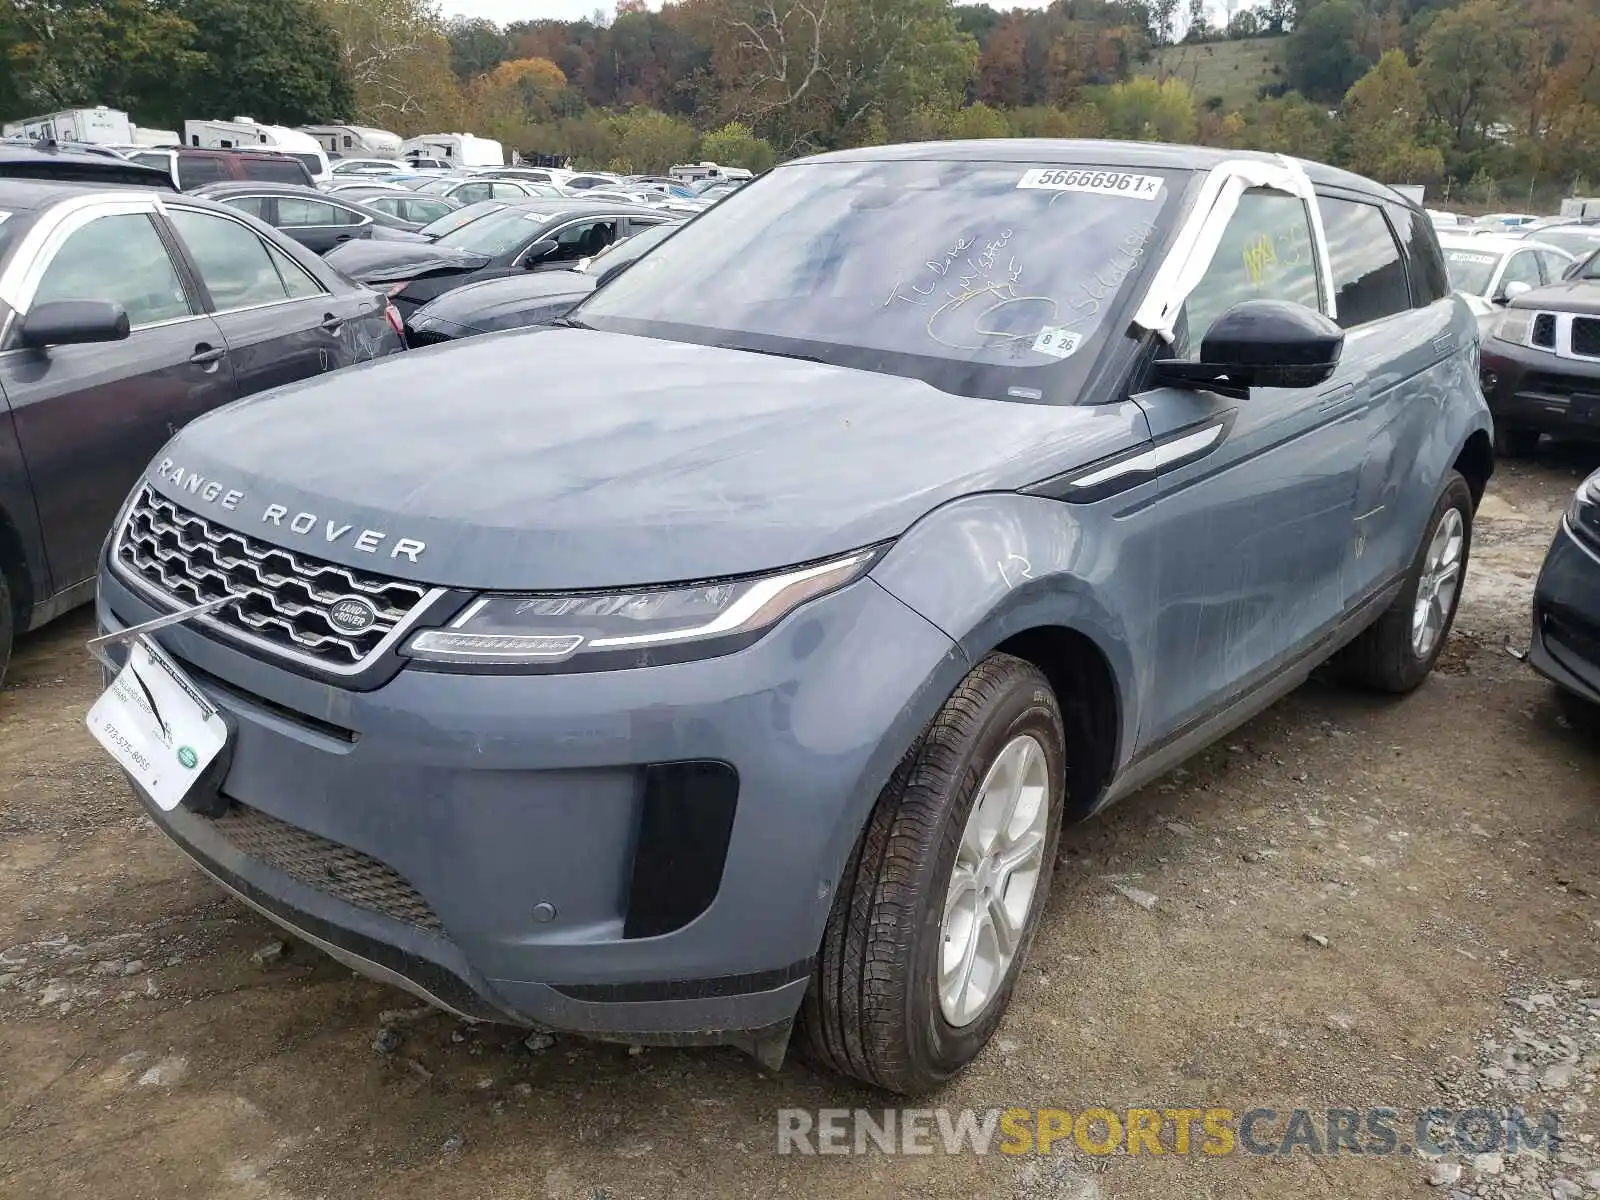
1017, 168, 1164, 199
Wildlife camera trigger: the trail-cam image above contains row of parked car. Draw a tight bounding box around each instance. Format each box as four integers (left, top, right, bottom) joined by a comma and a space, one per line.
2, 135, 1596, 1099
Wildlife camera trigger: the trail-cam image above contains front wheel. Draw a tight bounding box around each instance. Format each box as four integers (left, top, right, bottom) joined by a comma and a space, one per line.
1337, 471, 1474, 693
800, 653, 1065, 1094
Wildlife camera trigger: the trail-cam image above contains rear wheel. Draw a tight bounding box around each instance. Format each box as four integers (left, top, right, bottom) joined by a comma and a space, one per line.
1493, 424, 1541, 458
801, 653, 1065, 1094
1338, 471, 1474, 693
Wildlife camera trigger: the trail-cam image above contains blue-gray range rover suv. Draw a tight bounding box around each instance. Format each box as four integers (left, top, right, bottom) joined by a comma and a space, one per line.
91, 140, 1493, 1094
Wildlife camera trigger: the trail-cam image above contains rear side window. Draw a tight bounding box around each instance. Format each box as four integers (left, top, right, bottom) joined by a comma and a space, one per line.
221, 195, 268, 219
241, 157, 311, 185
1177, 188, 1321, 358
167, 208, 290, 311
177, 156, 228, 189
1320, 197, 1411, 327
266, 243, 325, 298
277, 197, 361, 227
1390, 203, 1450, 306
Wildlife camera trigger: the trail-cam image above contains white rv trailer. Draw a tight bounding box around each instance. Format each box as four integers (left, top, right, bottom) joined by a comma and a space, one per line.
668, 161, 753, 183
183, 117, 332, 182
399, 133, 504, 168
301, 124, 402, 158
2, 106, 134, 145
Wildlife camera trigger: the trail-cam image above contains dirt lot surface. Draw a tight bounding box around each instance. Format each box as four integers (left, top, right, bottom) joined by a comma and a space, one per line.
1, 451, 1598, 1200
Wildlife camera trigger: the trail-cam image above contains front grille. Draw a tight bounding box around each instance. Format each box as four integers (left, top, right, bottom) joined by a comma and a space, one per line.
206, 802, 444, 933
116, 485, 430, 670
1533, 313, 1557, 349
1572, 317, 1600, 358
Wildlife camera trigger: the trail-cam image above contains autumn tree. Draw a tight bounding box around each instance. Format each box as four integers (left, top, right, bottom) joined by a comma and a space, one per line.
1342, 49, 1443, 183
1097, 75, 1198, 141
3, 0, 203, 116
317, 0, 461, 127
1285, 0, 1370, 103
446, 16, 507, 82
711, 0, 978, 151
698, 120, 776, 170
470, 56, 576, 147
1416, 0, 1519, 148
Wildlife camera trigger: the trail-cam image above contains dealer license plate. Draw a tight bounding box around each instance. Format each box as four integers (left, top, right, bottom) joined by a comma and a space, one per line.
86, 637, 228, 812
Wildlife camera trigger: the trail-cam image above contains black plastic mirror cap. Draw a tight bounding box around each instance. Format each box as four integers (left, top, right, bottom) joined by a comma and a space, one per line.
20, 300, 131, 348
1201, 299, 1343, 388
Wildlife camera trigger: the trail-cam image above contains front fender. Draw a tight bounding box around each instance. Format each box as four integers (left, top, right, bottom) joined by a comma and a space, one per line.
868, 489, 1156, 775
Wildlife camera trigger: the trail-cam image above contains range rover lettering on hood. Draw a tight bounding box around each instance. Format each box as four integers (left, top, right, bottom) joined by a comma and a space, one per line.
153, 459, 427, 563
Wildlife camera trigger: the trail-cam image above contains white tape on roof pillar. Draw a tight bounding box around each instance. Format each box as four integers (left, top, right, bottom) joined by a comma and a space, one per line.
1132, 155, 1336, 342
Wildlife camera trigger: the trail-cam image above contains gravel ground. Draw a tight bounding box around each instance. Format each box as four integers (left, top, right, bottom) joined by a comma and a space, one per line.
0, 449, 1597, 1200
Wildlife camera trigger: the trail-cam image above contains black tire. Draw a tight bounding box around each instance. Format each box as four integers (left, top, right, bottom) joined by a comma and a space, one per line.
1338, 471, 1475, 693
1494, 423, 1541, 458
800, 652, 1066, 1095
0, 569, 12, 692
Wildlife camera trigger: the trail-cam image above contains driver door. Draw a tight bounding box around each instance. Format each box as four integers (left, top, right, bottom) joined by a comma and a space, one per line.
1132, 188, 1367, 747
0, 207, 234, 590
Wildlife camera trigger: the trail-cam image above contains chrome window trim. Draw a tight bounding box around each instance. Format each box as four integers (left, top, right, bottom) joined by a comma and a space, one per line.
0, 194, 169, 315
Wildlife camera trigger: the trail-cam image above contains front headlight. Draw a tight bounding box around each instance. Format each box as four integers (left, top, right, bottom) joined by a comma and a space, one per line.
1492, 310, 1533, 346
405, 548, 880, 671
1568, 471, 1600, 527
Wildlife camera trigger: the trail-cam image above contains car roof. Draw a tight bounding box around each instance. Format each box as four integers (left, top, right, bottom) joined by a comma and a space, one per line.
0, 144, 177, 190
796, 138, 1406, 201
194, 181, 337, 197
0, 176, 182, 209
1437, 233, 1541, 253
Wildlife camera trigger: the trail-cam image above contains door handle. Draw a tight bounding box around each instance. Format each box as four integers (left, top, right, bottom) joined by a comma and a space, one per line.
334, 234, 356, 242
319, 314, 344, 332
188, 344, 227, 366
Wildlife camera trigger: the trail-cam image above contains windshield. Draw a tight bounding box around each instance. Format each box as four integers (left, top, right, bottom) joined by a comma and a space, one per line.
1441, 248, 1500, 296
435, 206, 548, 256
1540, 229, 1600, 259
418, 201, 505, 239
576, 158, 1186, 401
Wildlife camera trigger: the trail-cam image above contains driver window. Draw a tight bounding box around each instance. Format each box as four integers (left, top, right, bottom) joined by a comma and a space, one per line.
552, 219, 618, 263
1500, 251, 1542, 291
1174, 189, 1320, 360
32, 213, 193, 328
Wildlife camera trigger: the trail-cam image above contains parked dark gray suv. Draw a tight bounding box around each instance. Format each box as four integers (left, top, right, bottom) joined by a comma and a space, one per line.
90, 141, 1493, 1094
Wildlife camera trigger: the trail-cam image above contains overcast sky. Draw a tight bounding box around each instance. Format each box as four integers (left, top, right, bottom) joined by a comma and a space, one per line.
437, 0, 1062, 25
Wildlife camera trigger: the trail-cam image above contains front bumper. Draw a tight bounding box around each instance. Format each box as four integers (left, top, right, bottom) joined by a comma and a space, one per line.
1529, 517, 1600, 706
1480, 339, 1600, 438
97, 566, 964, 1039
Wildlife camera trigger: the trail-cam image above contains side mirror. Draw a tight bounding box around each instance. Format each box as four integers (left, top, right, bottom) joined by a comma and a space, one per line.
1151, 300, 1343, 397
523, 239, 558, 267
18, 300, 130, 348
1497, 280, 1533, 304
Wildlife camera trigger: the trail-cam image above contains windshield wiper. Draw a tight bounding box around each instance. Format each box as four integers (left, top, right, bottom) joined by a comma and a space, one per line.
552, 316, 591, 330
731, 346, 824, 365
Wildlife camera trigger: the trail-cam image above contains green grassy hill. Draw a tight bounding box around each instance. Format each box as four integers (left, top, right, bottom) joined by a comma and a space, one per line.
1138, 36, 1290, 111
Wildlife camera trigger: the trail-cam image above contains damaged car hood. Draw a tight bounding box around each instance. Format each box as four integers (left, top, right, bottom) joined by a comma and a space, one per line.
146, 328, 1147, 591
